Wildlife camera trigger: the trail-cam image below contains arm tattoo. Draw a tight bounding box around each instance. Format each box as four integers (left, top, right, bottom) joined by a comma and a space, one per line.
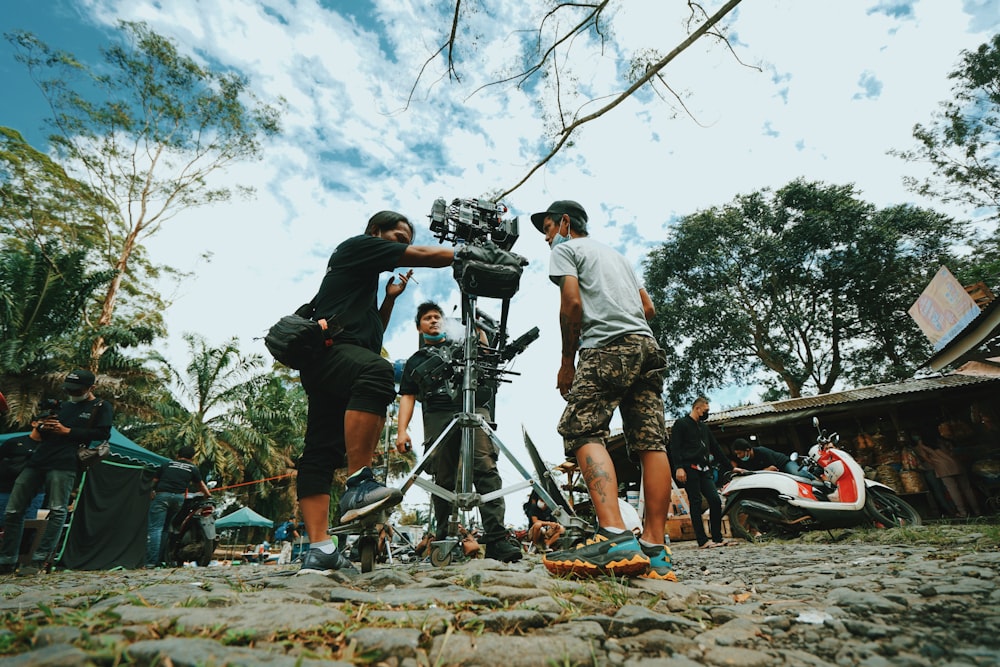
559, 313, 582, 358
582, 454, 613, 505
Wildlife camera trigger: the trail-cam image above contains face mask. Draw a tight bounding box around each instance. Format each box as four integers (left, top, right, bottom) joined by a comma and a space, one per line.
738, 454, 751, 462
549, 232, 571, 249
67, 393, 89, 403
700, 410, 710, 421
422, 332, 446, 344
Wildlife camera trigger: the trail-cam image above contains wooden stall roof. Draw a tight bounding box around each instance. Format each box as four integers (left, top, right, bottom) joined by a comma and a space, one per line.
687, 373, 1000, 431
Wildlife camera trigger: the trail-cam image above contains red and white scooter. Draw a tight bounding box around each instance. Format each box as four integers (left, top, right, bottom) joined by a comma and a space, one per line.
720, 418, 921, 541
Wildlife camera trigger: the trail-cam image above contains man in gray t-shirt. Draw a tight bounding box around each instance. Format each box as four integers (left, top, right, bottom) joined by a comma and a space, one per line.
533, 199, 675, 581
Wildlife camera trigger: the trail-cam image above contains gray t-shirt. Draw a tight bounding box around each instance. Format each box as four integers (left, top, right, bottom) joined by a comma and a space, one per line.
548, 236, 653, 349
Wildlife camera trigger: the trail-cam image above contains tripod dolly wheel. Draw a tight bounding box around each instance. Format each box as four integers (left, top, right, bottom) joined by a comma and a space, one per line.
358, 535, 377, 573
429, 542, 454, 567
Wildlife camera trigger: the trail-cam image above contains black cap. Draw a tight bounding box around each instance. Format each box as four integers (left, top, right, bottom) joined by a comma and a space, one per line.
732, 438, 753, 451
530, 200, 588, 233
62, 369, 96, 390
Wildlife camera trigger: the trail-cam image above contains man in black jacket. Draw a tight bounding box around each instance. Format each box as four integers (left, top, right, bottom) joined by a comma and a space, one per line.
0, 370, 113, 574
670, 396, 732, 548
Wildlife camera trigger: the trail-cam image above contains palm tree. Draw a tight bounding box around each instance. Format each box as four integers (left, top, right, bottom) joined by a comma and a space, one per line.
0, 242, 114, 427
142, 334, 281, 485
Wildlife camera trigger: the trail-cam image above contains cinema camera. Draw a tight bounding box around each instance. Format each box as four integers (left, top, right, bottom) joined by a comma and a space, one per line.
429, 197, 519, 251
422, 197, 538, 394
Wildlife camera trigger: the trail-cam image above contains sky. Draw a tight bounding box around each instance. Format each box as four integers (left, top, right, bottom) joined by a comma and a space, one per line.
2, 0, 999, 526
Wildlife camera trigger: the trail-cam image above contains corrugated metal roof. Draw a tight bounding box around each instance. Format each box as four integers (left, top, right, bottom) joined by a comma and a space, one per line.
705, 373, 999, 426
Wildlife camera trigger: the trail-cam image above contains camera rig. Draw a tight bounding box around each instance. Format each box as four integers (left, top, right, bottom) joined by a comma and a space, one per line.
429, 197, 519, 251
392, 196, 586, 567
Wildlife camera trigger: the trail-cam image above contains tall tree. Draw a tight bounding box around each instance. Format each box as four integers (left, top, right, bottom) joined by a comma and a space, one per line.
893, 34, 1000, 223
643, 179, 961, 410
7, 22, 282, 370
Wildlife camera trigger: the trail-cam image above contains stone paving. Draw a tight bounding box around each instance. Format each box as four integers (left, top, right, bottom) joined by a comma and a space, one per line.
1, 525, 999, 666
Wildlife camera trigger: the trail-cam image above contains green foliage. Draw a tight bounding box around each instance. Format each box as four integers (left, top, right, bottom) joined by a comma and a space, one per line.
644, 179, 961, 410
0, 242, 115, 426
5, 21, 283, 365
894, 34, 1000, 224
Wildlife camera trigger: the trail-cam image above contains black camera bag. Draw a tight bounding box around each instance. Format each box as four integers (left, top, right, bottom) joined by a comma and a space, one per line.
264, 301, 342, 370
453, 241, 528, 299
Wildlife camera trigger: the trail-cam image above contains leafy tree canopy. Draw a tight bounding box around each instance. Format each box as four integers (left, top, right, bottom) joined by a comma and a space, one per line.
644, 179, 968, 410
894, 33, 1000, 224
5, 22, 283, 368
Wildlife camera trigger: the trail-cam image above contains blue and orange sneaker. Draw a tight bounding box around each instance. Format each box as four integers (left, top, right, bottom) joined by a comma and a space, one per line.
542, 528, 650, 578
637, 543, 677, 581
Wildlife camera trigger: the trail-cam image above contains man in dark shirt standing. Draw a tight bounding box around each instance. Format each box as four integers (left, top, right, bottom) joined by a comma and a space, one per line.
146, 445, 212, 568
670, 396, 732, 549
0, 369, 113, 574
296, 211, 454, 575
0, 428, 46, 526
395, 301, 521, 563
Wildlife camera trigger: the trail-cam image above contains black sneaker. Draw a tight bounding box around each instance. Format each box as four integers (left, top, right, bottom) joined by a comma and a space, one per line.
484, 539, 523, 563
0, 562, 16, 575
338, 467, 403, 523
297, 548, 359, 575
17, 561, 46, 576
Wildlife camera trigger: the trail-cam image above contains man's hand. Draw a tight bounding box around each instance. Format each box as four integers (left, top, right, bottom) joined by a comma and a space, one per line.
40, 418, 69, 436
385, 270, 413, 299
675, 468, 687, 484
557, 358, 575, 398
395, 433, 412, 454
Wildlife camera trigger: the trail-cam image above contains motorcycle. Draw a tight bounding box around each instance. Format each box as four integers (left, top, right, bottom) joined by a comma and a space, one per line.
163, 490, 218, 566
721, 418, 922, 541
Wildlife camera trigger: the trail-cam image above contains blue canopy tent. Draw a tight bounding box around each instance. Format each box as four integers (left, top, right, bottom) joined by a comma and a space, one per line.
0, 428, 170, 570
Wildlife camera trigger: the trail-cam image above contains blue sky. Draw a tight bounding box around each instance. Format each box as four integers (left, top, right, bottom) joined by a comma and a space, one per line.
2, 1, 999, 524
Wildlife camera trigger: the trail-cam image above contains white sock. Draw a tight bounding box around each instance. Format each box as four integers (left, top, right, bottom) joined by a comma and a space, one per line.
638, 538, 661, 548
312, 540, 335, 553
601, 526, 626, 534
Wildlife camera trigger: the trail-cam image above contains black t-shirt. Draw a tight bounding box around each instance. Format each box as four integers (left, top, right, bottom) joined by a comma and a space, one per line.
29, 398, 114, 471
524, 497, 556, 524
398, 343, 494, 414
312, 234, 409, 352
0, 436, 40, 492
741, 446, 791, 471
155, 459, 204, 493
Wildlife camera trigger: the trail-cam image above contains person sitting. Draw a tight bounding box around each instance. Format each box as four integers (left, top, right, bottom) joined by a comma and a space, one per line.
731, 438, 817, 479
523, 490, 565, 552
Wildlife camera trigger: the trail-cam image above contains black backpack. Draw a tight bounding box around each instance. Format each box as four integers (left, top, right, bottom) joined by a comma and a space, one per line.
264, 301, 342, 370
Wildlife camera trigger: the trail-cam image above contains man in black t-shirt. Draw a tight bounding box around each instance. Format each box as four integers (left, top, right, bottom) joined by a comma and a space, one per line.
395, 302, 521, 563
0, 429, 46, 526
145, 445, 212, 568
296, 211, 454, 575
0, 369, 113, 574
670, 396, 732, 549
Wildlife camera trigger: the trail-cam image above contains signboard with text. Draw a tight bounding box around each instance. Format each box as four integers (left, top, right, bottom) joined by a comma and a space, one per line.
909, 266, 981, 351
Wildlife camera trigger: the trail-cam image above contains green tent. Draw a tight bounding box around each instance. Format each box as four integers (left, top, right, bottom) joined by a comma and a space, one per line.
216, 506, 274, 529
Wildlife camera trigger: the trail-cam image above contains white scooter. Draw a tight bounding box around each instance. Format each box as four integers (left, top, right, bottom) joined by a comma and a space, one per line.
720, 418, 922, 541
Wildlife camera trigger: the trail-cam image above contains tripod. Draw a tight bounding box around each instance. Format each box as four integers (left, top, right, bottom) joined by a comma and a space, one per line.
397, 290, 590, 566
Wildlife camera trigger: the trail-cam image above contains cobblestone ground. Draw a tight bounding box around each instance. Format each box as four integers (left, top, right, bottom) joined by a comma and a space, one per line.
1, 524, 998, 666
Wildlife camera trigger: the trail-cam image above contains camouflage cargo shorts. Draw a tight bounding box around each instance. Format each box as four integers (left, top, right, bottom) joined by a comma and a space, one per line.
557, 334, 668, 458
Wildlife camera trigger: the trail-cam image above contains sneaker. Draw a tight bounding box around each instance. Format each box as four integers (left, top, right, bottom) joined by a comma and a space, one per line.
338, 467, 403, 523
542, 528, 650, 578
297, 548, 359, 575
637, 543, 677, 581
17, 561, 46, 576
0, 562, 16, 575
484, 539, 523, 563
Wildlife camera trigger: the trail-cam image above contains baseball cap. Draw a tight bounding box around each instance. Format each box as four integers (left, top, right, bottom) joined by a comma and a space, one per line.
530, 200, 588, 233
62, 369, 96, 390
